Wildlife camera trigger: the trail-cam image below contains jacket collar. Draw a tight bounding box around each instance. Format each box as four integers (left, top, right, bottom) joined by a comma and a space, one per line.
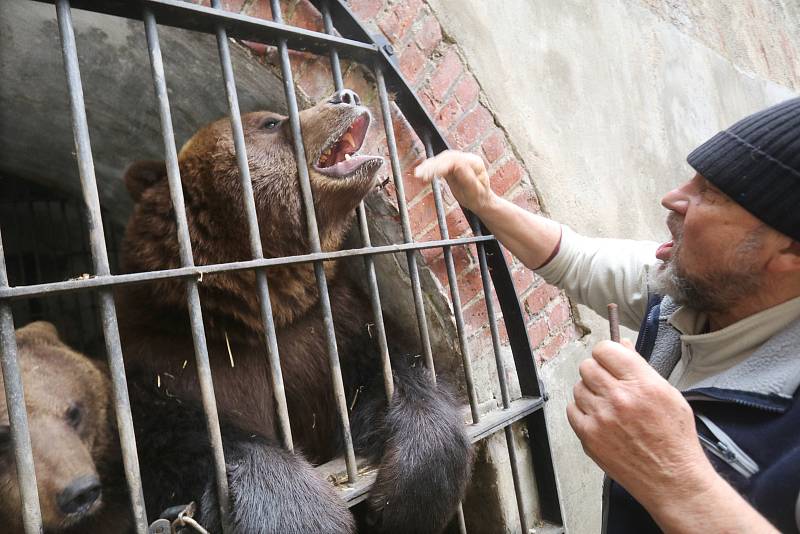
656, 296, 800, 413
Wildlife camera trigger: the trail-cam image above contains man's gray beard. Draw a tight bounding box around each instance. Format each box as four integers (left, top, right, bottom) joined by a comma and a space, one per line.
652, 227, 767, 314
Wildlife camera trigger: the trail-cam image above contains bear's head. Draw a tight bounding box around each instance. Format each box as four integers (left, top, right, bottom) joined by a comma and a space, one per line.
0, 322, 116, 533
122, 90, 384, 334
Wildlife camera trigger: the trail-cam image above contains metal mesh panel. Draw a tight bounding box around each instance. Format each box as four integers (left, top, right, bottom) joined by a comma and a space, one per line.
0, 1, 563, 533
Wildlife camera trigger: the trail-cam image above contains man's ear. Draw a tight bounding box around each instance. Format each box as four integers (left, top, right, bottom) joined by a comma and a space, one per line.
124, 160, 166, 201
769, 240, 800, 273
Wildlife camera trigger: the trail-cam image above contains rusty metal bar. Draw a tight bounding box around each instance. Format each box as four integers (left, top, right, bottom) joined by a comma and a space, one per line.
0, 236, 496, 301
32, 0, 380, 63
422, 136, 480, 422
142, 9, 230, 530
374, 65, 436, 378
210, 0, 294, 452
0, 234, 41, 534
321, 0, 393, 401
55, 1, 149, 532
270, 0, 358, 483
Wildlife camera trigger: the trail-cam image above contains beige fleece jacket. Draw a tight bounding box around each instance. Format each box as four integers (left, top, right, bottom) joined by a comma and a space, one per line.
535, 226, 800, 389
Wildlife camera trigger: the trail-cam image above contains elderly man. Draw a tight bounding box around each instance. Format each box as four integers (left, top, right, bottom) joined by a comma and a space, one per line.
415, 98, 800, 532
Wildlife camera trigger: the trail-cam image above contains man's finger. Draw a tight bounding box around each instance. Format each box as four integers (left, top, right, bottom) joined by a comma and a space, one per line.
566, 402, 589, 437
578, 356, 615, 395
573, 379, 599, 415
592, 339, 645, 379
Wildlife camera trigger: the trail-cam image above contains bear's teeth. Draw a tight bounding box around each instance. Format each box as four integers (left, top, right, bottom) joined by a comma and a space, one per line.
345, 154, 351, 160
342, 132, 355, 148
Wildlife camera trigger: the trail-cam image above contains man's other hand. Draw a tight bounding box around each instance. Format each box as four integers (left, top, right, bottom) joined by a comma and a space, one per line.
566, 339, 715, 510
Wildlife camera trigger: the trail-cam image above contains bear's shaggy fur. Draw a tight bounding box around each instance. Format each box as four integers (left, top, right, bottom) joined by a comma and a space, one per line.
118, 91, 472, 533
0, 322, 129, 534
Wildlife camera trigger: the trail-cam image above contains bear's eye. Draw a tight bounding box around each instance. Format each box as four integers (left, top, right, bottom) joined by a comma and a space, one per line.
261, 118, 280, 130
65, 403, 83, 429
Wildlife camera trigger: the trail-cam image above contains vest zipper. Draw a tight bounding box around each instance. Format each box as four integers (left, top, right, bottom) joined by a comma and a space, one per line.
695, 413, 760, 479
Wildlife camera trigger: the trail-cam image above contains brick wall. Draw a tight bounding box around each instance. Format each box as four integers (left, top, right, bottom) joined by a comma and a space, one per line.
198, 0, 580, 366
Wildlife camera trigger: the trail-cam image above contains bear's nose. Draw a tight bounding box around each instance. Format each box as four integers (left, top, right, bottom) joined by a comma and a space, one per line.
57, 475, 102, 515
329, 89, 360, 106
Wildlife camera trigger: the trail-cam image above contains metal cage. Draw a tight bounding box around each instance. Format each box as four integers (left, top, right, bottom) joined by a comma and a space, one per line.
0, 1, 562, 532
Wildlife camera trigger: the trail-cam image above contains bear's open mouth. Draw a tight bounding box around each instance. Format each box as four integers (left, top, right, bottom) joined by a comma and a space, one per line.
314, 113, 379, 178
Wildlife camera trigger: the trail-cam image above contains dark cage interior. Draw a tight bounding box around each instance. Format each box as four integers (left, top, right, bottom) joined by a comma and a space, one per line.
0, 1, 562, 533
0, 176, 123, 355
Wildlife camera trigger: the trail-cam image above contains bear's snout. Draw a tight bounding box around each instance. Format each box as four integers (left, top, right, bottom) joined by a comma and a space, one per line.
56, 475, 102, 516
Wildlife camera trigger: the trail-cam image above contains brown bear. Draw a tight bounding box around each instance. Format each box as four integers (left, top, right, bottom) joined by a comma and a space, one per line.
0, 322, 129, 534
118, 89, 472, 533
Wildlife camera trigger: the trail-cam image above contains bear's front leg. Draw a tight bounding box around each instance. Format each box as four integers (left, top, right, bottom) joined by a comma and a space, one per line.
352, 366, 473, 534
199, 438, 355, 534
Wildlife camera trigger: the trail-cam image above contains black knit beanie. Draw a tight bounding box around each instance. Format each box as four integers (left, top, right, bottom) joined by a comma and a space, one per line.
687, 97, 800, 241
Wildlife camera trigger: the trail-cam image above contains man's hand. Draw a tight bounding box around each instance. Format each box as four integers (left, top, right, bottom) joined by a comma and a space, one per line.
568, 340, 780, 533
413, 150, 495, 214
567, 339, 713, 510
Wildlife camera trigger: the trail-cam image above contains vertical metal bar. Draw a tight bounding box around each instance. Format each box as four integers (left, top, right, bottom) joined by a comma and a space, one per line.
142, 9, 231, 530
374, 65, 436, 378
422, 136, 479, 422
471, 192, 532, 532
270, 0, 358, 482
456, 503, 467, 534
210, 0, 294, 452
423, 133, 531, 531
321, 2, 344, 92
0, 236, 41, 534
322, 0, 393, 400
54, 2, 149, 532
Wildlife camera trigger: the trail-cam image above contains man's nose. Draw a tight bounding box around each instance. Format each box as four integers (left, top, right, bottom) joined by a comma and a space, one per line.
661, 182, 690, 215
328, 89, 360, 106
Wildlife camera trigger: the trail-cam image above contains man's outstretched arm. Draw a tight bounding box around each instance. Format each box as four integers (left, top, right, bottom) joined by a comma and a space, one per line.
414, 150, 562, 270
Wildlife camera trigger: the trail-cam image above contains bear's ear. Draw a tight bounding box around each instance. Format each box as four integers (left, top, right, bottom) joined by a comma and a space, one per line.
16, 321, 61, 346
124, 160, 167, 202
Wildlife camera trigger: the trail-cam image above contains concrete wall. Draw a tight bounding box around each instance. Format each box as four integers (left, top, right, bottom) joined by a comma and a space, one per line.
424, 0, 799, 532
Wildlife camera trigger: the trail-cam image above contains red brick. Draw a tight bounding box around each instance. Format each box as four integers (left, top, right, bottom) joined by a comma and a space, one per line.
341, 63, 379, 106
454, 75, 480, 106
415, 15, 443, 54
289, 0, 324, 31
409, 191, 438, 236
538, 332, 568, 363
454, 105, 494, 148
526, 318, 550, 348
443, 205, 469, 238
522, 283, 557, 320
547, 299, 573, 329
464, 297, 490, 332
490, 158, 524, 197
347, 0, 382, 20
402, 155, 430, 205
296, 59, 335, 103
244, 0, 273, 19
511, 265, 540, 295
428, 48, 463, 102
399, 44, 427, 85
378, 0, 422, 43
419, 89, 438, 115
481, 132, 506, 163
454, 265, 484, 306
435, 97, 462, 130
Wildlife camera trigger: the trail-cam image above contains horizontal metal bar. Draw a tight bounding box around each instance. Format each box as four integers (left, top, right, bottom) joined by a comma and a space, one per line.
0, 235, 496, 300
30, 0, 379, 63
318, 396, 545, 506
